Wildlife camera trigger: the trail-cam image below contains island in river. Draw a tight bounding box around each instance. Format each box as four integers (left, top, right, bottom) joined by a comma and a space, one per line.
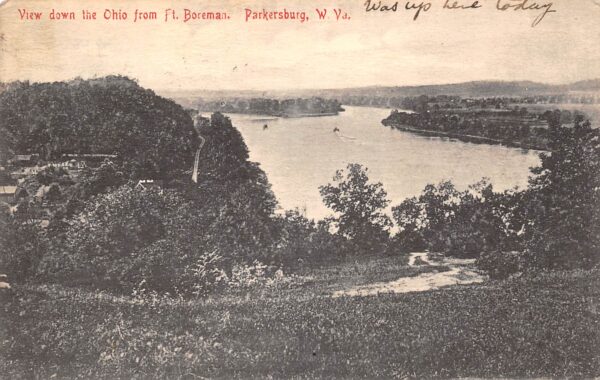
197, 96, 344, 118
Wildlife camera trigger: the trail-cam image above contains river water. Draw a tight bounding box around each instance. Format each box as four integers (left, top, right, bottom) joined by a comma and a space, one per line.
223, 106, 541, 220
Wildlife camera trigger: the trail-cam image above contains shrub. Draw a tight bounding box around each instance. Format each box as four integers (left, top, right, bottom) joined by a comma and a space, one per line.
118, 241, 224, 296
0, 212, 47, 283
274, 211, 347, 267
476, 251, 523, 279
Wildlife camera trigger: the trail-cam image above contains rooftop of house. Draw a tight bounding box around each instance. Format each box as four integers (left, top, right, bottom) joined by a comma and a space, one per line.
0, 186, 17, 195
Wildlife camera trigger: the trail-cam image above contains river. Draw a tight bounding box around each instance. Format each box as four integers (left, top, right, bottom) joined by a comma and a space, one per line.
223, 106, 541, 220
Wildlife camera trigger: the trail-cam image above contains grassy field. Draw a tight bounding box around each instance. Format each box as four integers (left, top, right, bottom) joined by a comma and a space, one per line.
1, 255, 599, 379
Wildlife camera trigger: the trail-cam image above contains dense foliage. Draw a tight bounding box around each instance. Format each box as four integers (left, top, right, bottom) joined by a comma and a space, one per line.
25, 109, 291, 294
273, 210, 347, 266
187, 112, 282, 265
393, 116, 599, 276
37, 186, 223, 294
0, 78, 295, 294
392, 180, 521, 258
0, 212, 47, 281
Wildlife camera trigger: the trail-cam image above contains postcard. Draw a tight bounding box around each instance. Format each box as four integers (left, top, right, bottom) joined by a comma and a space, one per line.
1, 0, 599, 378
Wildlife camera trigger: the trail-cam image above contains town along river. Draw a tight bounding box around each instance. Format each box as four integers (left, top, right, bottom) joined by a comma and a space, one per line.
224, 106, 540, 220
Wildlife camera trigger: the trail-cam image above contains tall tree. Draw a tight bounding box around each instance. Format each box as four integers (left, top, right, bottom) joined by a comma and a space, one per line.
319, 163, 392, 253
523, 116, 600, 269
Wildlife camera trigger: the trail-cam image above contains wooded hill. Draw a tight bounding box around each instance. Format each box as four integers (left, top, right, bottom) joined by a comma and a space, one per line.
0, 76, 198, 180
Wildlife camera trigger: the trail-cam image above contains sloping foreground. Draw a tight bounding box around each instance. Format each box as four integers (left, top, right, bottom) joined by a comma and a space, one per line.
1, 261, 599, 379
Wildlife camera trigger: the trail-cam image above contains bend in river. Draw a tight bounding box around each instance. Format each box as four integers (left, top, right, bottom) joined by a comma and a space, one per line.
223, 106, 540, 220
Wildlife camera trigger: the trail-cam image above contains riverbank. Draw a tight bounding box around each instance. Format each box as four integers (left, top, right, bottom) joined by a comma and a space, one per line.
2, 254, 599, 378
281, 111, 340, 118
199, 109, 341, 118
387, 124, 548, 151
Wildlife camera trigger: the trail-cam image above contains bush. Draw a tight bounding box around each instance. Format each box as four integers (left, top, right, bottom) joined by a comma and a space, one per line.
274, 211, 347, 267
476, 251, 523, 279
0, 212, 47, 283
119, 241, 224, 296
387, 229, 426, 255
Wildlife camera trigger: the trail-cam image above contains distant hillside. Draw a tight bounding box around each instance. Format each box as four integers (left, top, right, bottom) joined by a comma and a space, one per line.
568, 79, 600, 92
162, 79, 600, 107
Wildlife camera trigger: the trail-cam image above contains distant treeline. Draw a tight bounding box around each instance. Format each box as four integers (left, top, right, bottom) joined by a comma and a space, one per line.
336, 93, 600, 109
197, 97, 344, 117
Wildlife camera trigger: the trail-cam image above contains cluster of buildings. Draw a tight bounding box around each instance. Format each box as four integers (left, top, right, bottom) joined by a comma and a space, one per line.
0, 153, 117, 225
1, 153, 164, 228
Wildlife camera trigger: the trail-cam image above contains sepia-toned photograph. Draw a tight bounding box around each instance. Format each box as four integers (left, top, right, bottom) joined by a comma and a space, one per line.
1, 0, 599, 378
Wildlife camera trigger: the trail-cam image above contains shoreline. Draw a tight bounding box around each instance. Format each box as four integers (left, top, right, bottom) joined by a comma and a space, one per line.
199, 110, 342, 118
385, 123, 547, 151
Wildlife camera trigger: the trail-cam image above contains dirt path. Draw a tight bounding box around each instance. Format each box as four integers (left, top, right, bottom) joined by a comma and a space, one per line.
333, 252, 486, 298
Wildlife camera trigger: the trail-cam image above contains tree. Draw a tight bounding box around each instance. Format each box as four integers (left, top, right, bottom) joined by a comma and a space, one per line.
392, 179, 518, 258
63, 159, 126, 218
0, 211, 47, 282
522, 116, 600, 269
273, 210, 346, 266
319, 163, 392, 254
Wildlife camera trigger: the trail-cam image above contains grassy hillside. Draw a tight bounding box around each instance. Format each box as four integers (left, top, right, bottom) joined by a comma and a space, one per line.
2, 255, 599, 379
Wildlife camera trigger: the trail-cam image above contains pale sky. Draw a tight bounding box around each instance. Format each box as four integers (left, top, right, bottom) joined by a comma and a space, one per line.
1, 0, 600, 91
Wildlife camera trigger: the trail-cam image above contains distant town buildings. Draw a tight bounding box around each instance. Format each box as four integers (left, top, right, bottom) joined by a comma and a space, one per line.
0, 153, 118, 226
9, 159, 87, 180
